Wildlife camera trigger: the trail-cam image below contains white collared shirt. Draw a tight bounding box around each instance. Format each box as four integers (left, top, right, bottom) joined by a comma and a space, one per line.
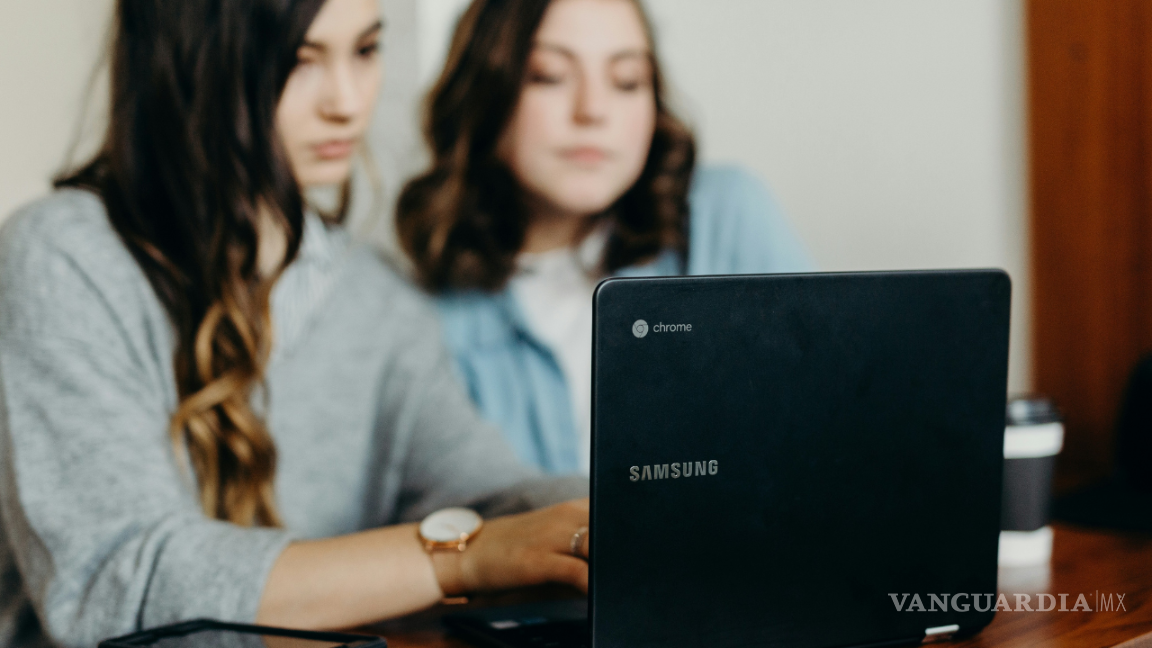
509, 229, 607, 475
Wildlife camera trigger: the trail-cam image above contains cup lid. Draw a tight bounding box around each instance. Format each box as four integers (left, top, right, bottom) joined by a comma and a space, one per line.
1007, 396, 1062, 426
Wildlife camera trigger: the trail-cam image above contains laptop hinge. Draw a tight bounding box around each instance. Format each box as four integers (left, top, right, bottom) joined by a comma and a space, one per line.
921, 625, 959, 643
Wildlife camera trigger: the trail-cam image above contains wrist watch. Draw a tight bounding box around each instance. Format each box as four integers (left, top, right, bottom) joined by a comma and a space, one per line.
418, 507, 483, 552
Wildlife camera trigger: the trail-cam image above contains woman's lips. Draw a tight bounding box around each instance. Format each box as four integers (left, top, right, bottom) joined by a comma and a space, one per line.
559, 146, 611, 165
312, 139, 356, 161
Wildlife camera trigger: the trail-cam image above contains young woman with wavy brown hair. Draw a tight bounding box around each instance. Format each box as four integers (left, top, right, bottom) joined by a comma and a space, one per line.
396, 0, 814, 475
0, 0, 592, 645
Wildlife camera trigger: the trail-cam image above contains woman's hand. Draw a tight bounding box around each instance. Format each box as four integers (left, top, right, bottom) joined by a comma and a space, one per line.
257, 498, 590, 629
433, 498, 590, 596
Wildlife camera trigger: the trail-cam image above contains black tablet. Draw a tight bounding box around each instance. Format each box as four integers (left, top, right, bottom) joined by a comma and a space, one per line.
98, 619, 387, 648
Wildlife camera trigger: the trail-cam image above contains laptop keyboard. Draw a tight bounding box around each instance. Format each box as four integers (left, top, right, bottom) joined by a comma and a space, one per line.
444, 599, 590, 648
471, 620, 589, 648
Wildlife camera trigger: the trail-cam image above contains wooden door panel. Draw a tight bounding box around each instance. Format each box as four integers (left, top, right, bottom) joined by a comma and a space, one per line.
1029, 0, 1152, 491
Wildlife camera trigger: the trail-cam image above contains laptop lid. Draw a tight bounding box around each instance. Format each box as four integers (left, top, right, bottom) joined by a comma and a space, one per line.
590, 270, 1010, 648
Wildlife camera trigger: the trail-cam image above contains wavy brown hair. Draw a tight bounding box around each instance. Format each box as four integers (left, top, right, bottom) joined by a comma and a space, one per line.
56, 0, 331, 527
395, 0, 696, 292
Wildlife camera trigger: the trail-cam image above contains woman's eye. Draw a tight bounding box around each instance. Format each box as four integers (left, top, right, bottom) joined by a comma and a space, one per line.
294, 46, 321, 68
528, 71, 565, 85
611, 58, 652, 92
358, 41, 381, 58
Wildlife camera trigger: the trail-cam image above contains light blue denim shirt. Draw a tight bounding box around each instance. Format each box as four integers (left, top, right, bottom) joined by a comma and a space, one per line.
435, 165, 816, 474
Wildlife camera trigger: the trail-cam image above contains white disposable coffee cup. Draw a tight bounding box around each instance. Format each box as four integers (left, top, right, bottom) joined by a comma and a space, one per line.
998, 397, 1063, 567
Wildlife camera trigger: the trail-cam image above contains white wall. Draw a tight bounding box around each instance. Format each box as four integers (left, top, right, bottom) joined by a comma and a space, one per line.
644, 0, 1031, 391
0, 0, 1030, 391
0, 0, 114, 220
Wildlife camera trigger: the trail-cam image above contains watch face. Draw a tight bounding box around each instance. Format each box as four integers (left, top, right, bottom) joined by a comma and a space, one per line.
420, 507, 483, 543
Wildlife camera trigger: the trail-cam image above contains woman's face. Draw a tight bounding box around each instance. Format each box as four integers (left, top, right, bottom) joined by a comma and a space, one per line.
276, 0, 383, 188
500, 0, 657, 219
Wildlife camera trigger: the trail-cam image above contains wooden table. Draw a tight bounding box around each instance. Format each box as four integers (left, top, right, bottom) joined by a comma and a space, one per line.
369, 525, 1152, 647
955, 525, 1152, 647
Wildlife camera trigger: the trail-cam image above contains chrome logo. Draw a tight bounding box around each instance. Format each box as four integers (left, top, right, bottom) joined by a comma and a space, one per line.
632, 319, 649, 338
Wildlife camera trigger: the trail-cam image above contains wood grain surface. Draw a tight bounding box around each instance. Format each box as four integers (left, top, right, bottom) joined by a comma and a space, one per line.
1028, 0, 1152, 493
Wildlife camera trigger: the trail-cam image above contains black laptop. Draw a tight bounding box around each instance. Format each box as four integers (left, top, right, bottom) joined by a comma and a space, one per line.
447, 270, 1011, 648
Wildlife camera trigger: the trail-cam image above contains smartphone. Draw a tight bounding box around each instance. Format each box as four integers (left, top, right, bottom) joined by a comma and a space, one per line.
99, 619, 387, 648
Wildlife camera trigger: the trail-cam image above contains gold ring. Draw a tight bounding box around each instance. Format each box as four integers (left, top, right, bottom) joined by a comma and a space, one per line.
569, 525, 589, 557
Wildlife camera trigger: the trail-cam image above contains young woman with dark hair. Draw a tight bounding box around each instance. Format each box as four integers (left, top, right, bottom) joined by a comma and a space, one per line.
0, 0, 590, 645
396, 0, 814, 475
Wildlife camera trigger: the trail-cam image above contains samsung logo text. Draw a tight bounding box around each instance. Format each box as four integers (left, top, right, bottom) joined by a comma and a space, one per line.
630, 460, 718, 481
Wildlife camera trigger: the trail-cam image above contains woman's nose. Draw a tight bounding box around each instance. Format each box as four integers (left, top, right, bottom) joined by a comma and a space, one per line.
573, 73, 608, 126
320, 63, 364, 122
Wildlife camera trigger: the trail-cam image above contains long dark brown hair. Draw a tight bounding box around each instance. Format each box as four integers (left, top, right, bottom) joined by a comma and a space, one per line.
395, 0, 696, 292
56, 0, 330, 527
